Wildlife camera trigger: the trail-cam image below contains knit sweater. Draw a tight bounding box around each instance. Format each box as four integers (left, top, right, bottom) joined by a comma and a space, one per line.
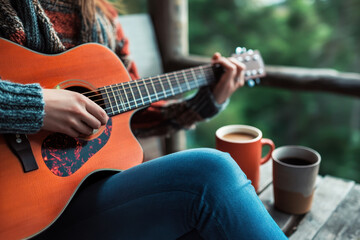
0, 81, 44, 134
0, 0, 225, 136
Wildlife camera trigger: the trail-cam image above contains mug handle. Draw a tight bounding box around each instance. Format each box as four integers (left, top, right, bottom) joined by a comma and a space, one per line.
260, 138, 275, 165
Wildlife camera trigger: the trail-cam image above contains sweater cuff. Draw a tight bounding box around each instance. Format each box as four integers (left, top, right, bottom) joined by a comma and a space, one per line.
186, 87, 229, 120
0, 80, 45, 134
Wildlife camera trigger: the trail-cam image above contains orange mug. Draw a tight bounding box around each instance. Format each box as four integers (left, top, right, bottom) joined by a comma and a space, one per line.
215, 125, 275, 191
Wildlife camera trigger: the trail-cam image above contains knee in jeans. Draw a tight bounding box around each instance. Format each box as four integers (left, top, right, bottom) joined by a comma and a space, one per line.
184, 148, 245, 184
190, 148, 234, 168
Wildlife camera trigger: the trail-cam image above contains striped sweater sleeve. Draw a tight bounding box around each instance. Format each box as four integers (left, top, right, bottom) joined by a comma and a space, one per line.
131, 86, 228, 138
0, 80, 45, 134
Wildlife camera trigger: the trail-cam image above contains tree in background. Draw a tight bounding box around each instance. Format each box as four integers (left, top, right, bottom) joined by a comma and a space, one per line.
187, 0, 360, 182
120, 0, 360, 182
314, 0, 360, 72
189, 0, 332, 67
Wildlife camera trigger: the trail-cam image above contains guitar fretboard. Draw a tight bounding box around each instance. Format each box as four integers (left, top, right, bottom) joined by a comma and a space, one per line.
99, 65, 217, 117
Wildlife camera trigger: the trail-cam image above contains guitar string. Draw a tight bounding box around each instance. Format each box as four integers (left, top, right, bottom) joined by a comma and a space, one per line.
100, 80, 210, 116
80, 53, 258, 97
82, 56, 259, 102
101, 64, 259, 115
84, 65, 215, 107
95, 77, 212, 114
87, 69, 213, 108
80, 57, 259, 114
97, 71, 215, 111
97, 77, 211, 115
92, 67, 258, 114
81, 64, 213, 98
79, 52, 259, 97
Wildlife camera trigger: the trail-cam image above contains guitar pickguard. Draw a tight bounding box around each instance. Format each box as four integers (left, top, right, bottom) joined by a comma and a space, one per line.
41, 118, 112, 177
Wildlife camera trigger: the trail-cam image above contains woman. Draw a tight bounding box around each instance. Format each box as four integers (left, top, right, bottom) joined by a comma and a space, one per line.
0, 0, 287, 239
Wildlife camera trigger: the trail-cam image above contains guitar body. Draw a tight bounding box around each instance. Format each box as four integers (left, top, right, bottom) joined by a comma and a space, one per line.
0, 39, 143, 239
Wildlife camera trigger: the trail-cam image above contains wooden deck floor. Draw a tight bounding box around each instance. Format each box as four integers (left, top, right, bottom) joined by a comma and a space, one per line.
259, 161, 360, 239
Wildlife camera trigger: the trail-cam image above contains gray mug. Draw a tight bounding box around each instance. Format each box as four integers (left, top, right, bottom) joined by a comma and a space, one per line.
272, 145, 321, 214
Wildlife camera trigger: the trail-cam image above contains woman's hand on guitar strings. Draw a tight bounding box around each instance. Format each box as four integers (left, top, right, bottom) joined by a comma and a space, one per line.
211, 52, 246, 104
42, 89, 109, 138
40, 53, 244, 137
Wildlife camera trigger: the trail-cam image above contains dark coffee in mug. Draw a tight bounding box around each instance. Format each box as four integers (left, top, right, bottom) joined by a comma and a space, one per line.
279, 157, 311, 166
222, 132, 256, 141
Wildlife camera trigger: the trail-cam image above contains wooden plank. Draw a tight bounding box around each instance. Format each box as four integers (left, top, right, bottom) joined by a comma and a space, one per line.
259, 176, 323, 236
259, 183, 302, 236
313, 184, 360, 240
258, 160, 273, 194
290, 175, 355, 240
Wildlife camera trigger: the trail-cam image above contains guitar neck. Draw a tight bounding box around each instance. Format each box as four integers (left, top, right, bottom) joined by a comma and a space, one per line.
99, 64, 218, 117
96, 49, 265, 117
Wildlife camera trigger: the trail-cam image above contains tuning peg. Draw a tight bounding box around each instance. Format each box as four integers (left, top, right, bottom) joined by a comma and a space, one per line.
247, 79, 256, 88
235, 47, 243, 54
235, 47, 248, 54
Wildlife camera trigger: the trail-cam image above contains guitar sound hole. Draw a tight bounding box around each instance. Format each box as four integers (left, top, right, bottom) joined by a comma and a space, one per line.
66, 86, 105, 110
42, 86, 113, 177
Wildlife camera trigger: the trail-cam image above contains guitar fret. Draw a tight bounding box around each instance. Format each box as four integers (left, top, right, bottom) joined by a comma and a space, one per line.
145, 78, 159, 102
194, 67, 207, 86
173, 72, 183, 94
157, 76, 167, 98
161, 75, 171, 97
115, 84, 127, 111
149, 77, 159, 101
138, 79, 151, 104
141, 79, 152, 103
103, 86, 115, 115
199, 67, 207, 85
128, 82, 138, 108
124, 82, 136, 109
192, 68, 201, 85
152, 79, 161, 98
165, 74, 175, 96
109, 85, 121, 114
134, 80, 145, 106
120, 83, 131, 110
182, 70, 191, 91
190, 69, 199, 88
202, 66, 215, 84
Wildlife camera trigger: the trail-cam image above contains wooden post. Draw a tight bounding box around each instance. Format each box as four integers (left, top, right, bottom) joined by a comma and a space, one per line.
148, 0, 194, 72
148, 0, 191, 154
263, 66, 360, 98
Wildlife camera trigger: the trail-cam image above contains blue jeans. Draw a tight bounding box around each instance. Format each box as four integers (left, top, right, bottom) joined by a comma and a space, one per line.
35, 148, 287, 240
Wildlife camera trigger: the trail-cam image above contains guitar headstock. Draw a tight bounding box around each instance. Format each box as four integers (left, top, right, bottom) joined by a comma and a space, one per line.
232, 47, 266, 87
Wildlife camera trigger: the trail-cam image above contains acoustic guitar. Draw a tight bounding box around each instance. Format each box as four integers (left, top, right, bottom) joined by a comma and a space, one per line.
0, 37, 265, 239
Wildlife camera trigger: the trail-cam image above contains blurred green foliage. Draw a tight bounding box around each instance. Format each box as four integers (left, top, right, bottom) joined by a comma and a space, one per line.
122, 0, 360, 182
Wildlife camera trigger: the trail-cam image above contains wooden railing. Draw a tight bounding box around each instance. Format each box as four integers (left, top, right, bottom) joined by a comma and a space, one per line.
147, 0, 360, 153
263, 66, 360, 98
148, 0, 360, 98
